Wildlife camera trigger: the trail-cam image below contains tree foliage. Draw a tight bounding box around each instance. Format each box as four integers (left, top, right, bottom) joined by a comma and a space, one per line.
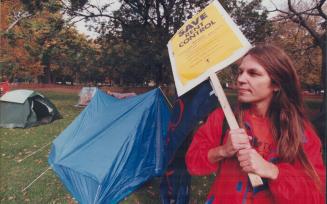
265, 0, 326, 138
0, 0, 42, 80
5, 0, 323, 90
62, 0, 272, 85
269, 0, 326, 87
267, 19, 322, 88
267, 0, 326, 127
1, 0, 100, 83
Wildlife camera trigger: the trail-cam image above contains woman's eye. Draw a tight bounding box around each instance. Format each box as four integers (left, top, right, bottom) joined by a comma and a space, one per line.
248, 71, 260, 76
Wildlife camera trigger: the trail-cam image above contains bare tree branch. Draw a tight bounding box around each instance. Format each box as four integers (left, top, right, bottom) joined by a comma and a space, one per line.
287, 0, 323, 47
5, 11, 32, 33
317, 0, 327, 19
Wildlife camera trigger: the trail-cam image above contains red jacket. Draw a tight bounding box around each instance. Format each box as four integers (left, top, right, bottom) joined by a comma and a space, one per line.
186, 108, 325, 204
0, 81, 10, 96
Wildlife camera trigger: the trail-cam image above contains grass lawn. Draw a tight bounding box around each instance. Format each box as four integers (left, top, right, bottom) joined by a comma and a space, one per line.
0, 90, 324, 203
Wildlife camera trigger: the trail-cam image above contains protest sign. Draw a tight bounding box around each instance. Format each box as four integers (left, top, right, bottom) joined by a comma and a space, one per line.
167, 0, 263, 187
167, 0, 251, 96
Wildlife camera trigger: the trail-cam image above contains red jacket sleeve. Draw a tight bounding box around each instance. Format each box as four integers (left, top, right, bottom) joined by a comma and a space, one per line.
268, 123, 326, 204
185, 108, 225, 175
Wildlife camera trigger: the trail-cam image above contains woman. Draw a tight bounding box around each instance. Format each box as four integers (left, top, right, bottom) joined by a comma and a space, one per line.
185, 44, 325, 204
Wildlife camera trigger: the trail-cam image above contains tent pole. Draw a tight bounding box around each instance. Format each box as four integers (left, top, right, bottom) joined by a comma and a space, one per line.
158, 86, 173, 108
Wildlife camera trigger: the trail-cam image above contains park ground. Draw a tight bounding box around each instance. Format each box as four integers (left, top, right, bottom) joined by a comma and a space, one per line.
0, 84, 324, 203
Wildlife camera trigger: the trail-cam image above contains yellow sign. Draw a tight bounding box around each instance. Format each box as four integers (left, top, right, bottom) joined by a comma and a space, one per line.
167, 0, 251, 96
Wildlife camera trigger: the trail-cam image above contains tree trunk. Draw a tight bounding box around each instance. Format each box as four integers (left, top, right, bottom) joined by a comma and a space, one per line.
322, 45, 326, 100
311, 44, 326, 142
322, 44, 326, 138
43, 64, 52, 84
155, 63, 163, 85
75, 72, 80, 84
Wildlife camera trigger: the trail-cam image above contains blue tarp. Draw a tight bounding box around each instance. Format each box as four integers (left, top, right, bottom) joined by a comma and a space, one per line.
160, 80, 219, 203
48, 88, 171, 204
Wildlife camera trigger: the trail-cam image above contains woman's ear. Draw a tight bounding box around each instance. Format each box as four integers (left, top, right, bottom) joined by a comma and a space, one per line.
272, 83, 280, 92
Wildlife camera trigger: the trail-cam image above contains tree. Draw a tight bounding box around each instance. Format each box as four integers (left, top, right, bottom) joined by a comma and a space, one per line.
267, 0, 326, 139
0, 0, 42, 81
13, 0, 273, 85
268, 1, 326, 99
2, 0, 101, 84
42, 28, 100, 84
62, 0, 272, 85
267, 19, 322, 88
1, 0, 64, 82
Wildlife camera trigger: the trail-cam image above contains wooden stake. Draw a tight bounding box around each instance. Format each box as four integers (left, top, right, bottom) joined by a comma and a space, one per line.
209, 73, 263, 187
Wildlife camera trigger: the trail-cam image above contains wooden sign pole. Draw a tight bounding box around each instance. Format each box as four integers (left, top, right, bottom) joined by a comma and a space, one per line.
209, 73, 263, 187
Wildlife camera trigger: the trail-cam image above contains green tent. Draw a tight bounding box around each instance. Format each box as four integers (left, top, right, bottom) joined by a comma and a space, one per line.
0, 89, 61, 128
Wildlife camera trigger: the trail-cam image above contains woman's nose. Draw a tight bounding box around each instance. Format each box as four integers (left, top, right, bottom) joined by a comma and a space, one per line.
237, 72, 246, 83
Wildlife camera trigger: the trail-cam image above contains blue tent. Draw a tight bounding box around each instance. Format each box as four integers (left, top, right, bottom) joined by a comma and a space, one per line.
48, 88, 171, 204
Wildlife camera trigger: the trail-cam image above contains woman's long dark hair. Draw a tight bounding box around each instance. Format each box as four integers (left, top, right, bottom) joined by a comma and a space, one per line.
237, 44, 322, 190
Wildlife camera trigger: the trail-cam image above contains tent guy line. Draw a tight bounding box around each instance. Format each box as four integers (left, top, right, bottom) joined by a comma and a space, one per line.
21, 166, 51, 192
17, 142, 52, 163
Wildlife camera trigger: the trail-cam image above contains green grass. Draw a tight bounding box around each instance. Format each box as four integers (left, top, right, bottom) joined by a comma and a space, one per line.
0, 91, 323, 203
303, 97, 323, 116
0, 92, 81, 204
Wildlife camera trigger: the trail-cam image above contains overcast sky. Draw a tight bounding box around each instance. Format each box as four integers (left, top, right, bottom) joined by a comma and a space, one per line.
75, 0, 284, 39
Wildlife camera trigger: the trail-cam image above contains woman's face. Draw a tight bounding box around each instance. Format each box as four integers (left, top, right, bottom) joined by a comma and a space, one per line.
237, 55, 276, 107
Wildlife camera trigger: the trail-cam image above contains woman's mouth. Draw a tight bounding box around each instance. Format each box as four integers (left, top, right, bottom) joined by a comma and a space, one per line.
238, 88, 250, 94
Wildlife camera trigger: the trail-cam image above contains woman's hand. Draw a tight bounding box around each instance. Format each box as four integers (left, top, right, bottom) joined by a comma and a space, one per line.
237, 148, 279, 180
208, 128, 251, 164
221, 128, 252, 158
